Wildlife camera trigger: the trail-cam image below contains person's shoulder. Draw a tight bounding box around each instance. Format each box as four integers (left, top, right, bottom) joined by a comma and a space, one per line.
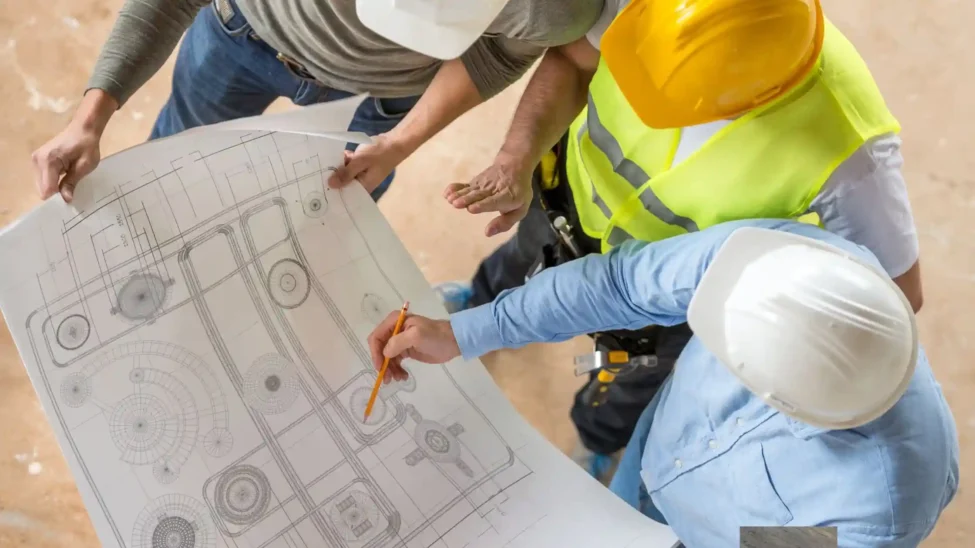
490, 0, 605, 46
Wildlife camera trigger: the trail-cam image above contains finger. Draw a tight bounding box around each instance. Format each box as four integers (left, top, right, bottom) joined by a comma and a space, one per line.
58, 155, 96, 203
452, 188, 497, 209
33, 152, 64, 200
467, 186, 522, 214
382, 357, 400, 384
383, 327, 417, 360
446, 184, 477, 202
328, 152, 362, 188
368, 311, 405, 370
485, 208, 527, 237
443, 182, 468, 200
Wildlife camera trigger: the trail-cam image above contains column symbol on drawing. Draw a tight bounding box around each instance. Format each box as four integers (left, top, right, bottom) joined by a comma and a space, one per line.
403, 404, 474, 478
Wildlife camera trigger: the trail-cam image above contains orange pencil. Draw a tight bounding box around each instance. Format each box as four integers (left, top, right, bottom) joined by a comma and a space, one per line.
364, 301, 409, 420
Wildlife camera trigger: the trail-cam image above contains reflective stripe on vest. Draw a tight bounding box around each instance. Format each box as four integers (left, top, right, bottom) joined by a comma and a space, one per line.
584, 94, 700, 235
565, 19, 900, 252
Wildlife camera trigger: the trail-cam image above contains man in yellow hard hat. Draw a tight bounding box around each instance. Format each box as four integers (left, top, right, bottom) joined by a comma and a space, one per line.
437, 0, 924, 481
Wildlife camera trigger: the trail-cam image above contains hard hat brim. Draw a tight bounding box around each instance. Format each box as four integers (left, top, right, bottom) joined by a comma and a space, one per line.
687, 226, 919, 429
356, 0, 500, 60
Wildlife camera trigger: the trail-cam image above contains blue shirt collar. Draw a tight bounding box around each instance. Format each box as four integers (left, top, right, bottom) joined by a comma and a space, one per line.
786, 417, 829, 440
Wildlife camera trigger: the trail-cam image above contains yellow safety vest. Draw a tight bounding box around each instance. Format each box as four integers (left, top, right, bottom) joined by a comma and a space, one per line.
565, 20, 900, 252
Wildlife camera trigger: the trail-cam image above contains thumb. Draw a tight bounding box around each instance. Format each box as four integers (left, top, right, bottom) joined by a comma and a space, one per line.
328, 150, 365, 188
59, 155, 96, 203
485, 207, 526, 237
383, 327, 417, 360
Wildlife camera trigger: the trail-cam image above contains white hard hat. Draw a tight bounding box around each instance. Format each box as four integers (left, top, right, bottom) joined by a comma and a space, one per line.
687, 227, 918, 430
356, 0, 509, 60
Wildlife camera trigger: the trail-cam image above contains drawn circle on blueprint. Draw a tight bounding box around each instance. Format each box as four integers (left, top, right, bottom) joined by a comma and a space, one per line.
360, 293, 393, 325
110, 394, 177, 464
56, 314, 91, 350
153, 458, 180, 484
203, 428, 234, 458
325, 489, 381, 542
414, 421, 460, 462
243, 354, 300, 414
349, 386, 387, 425
116, 272, 170, 321
60, 373, 92, 408
214, 464, 272, 525
130, 367, 147, 383
267, 259, 311, 309
132, 494, 214, 548
302, 191, 328, 218
398, 367, 417, 393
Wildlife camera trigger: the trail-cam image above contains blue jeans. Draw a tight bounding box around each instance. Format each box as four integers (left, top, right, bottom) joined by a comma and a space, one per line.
609, 389, 668, 525
148, 0, 420, 201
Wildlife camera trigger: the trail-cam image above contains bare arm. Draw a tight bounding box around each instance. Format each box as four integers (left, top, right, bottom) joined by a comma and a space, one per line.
328, 35, 544, 191
498, 38, 600, 171
894, 261, 923, 313
809, 135, 923, 313
32, 0, 209, 202
444, 37, 600, 235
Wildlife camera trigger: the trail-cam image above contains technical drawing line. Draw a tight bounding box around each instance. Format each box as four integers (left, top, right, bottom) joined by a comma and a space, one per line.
180, 224, 400, 547
238, 198, 407, 446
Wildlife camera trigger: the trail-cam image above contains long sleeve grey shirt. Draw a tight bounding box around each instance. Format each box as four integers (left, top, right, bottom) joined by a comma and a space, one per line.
88, 0, 603, 106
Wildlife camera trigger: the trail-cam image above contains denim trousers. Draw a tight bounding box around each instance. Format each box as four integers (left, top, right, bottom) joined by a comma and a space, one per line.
148, 0, 420, 201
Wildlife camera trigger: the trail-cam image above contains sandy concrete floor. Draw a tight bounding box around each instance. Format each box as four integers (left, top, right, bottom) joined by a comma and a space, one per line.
0, 1, 971, 546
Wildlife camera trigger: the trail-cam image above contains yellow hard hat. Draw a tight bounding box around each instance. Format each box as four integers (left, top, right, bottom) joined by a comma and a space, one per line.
601, 0, 825, 129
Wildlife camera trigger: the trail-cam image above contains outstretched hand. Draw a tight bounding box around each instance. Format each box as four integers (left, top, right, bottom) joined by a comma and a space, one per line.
367, 311, 461, 384
443, 152, 534, 237
327, 133, 409, 194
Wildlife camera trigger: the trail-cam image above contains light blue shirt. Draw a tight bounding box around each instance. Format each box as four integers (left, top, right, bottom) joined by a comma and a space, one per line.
451, 219, 959, 547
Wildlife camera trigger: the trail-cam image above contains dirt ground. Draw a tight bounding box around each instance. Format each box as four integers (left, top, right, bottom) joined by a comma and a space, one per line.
0, 1, 971, 546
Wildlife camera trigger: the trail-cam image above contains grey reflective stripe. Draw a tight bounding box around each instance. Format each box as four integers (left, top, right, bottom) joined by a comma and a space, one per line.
607, 226, 633, 247
577, 120, 613, 218
584, 94, 700, 233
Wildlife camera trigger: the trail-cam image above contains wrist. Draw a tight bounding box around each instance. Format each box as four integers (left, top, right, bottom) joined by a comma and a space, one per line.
494, 147, 534, 175
73, 89, 118, 135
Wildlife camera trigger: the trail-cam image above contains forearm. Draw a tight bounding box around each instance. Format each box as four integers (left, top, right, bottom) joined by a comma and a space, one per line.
87, 0, 209, 107
386, 58, 483, 155
498, 44, 595, 169
70, 90, 118, 136
450, 235, 709, 360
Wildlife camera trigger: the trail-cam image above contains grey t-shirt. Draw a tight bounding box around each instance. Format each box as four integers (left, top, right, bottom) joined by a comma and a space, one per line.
89, 0, 603, 106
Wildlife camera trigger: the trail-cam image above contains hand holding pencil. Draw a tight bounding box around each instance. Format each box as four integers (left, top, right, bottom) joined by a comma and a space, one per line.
366, 307, 462, 385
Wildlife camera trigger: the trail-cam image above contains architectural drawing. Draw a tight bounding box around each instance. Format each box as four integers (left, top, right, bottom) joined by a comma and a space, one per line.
0, 98, 679, 548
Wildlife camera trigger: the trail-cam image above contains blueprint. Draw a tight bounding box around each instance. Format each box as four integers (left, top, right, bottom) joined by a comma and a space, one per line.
0, 96, 679, 548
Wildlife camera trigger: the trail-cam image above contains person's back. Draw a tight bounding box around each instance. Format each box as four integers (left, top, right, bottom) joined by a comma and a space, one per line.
647, 340, 958, 546
639, 222, 958, 546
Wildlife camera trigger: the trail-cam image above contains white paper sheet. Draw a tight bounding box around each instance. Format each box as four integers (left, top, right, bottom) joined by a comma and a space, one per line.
0, 98, 679, 548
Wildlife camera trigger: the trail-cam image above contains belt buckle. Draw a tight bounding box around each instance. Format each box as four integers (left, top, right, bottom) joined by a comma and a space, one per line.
215, 0, 235, 25
276, 53, 314, 80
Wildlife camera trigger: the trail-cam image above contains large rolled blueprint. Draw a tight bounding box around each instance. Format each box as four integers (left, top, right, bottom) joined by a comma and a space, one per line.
0, 97, 679, 548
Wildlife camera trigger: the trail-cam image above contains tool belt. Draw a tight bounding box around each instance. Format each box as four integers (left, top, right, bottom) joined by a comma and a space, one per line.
526, 135, 666, 398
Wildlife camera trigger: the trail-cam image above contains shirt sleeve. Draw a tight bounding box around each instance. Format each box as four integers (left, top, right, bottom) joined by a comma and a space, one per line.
807, 134, 920, 278
449, 220, 769, 360
464, 0, 604, 98
585, 0, 623, 50
88, 0, 210, 106
460, 37, 545, 99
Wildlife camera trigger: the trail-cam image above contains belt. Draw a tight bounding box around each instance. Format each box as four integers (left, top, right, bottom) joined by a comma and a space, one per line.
214, 0, 320, 82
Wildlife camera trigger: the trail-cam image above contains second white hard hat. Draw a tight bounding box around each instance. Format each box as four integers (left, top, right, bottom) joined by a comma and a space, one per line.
687, 227, 918, 430
356, 0, 509, 60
